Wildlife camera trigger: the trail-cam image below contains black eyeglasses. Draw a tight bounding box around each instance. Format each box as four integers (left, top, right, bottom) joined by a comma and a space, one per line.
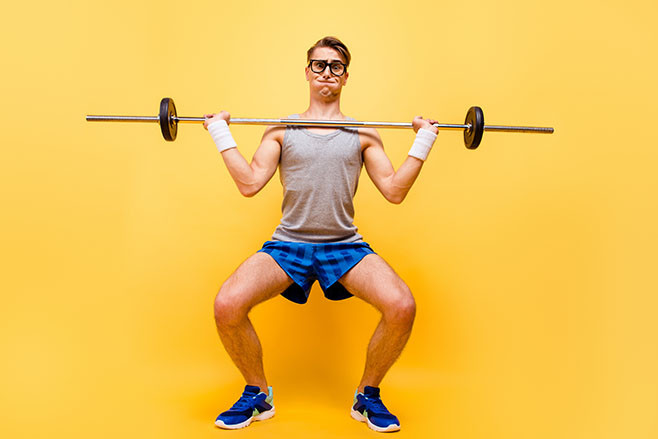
307, 59, 347, 77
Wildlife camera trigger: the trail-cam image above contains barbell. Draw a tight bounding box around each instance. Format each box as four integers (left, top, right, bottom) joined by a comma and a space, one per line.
86, 97, 554, 149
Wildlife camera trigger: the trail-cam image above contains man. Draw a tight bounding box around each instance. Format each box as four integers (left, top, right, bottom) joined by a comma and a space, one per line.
203, 36, 438, 433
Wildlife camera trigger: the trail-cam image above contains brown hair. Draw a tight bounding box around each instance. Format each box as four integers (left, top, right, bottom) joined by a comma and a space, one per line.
307, 36, 351, 67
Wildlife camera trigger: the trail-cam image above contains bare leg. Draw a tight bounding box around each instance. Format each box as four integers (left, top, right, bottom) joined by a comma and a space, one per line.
214, 252, 293, 391
338, 254, 417, 393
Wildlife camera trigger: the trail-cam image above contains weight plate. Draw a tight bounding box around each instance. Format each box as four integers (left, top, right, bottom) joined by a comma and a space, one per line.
464, 106, 484, 149
159, 97, 178, 141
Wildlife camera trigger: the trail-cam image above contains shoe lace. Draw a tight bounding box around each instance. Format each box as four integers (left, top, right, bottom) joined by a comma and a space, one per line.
229, 391, 258, 411
365, 396, 391, 415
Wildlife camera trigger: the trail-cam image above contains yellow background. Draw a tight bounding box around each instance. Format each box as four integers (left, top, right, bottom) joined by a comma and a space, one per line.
1, 0, 657, 438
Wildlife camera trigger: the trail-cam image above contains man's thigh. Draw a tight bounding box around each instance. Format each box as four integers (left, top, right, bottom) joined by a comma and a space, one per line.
338, 254, 414, 311
218, 252, 294, 310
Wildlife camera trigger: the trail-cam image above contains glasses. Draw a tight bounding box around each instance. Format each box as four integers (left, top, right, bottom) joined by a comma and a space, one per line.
307, 59, 347, 77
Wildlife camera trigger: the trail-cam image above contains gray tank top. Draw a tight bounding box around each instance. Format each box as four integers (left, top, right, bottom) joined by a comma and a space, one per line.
271, 114, 364, 243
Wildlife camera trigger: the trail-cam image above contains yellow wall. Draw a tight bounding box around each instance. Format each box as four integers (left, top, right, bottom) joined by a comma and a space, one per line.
1, 1, 657, 438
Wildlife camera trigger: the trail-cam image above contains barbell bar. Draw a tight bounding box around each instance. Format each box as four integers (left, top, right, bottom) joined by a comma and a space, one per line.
86, 97, 554, 149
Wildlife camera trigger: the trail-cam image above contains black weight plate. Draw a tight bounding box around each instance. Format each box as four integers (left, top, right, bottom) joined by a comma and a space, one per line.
159, 97, 178, 141
464, 106, 484, 149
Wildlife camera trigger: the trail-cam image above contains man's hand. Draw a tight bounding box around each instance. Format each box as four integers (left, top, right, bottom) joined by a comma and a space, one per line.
203, 111, 231, 130
412, 116, 439, 135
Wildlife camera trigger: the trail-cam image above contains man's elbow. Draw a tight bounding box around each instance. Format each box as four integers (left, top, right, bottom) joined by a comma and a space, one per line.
386, 191, 406, 204
239, 183, 261, 198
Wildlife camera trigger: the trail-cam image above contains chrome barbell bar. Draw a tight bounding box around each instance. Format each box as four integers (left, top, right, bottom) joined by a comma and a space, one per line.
86, 115, 553, 133
86, 97, 554, 149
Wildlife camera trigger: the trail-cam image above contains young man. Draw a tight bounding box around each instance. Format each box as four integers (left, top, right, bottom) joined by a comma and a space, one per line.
203, 36, 438, 433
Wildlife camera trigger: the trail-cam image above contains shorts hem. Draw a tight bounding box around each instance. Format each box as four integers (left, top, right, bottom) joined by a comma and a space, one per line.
257, 249, 311, 304
320, 250, 375, 301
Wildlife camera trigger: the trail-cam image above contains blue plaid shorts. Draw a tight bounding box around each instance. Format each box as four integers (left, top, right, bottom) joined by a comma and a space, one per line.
257, 240, 376, 304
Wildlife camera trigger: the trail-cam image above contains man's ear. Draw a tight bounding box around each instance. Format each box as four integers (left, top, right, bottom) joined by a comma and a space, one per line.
305, 66, 310, 82
343, 71, 349, 85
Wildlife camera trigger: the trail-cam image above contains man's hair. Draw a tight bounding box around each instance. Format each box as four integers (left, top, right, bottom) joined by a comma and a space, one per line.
307, 36, 351, 67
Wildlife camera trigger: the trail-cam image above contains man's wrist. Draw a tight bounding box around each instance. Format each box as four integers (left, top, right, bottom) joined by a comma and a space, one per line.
408, 128, 438, 161
207, 119, 237, 153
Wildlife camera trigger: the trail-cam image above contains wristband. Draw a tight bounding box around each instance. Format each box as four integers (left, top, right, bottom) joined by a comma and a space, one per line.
408, 128, 438, 161
207, 119, 237, 153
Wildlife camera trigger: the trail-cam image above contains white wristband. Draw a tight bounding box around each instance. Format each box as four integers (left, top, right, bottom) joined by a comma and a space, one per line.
408, 128, 438, 161
207, 119, 237, 153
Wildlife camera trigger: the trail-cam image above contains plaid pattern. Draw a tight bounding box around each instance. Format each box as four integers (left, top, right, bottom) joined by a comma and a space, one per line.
257, 240, 376, 304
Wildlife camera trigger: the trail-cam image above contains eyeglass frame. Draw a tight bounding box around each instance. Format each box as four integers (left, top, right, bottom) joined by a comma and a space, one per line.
307, 59, 348, 77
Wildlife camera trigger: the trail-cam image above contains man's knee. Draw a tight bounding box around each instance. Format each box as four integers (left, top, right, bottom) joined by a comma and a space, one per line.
382, 284, 416, 327
214, 282, 251, 328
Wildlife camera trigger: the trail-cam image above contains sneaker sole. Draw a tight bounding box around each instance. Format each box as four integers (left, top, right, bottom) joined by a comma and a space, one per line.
351, 409, 400, 433
215, 407, 275, 430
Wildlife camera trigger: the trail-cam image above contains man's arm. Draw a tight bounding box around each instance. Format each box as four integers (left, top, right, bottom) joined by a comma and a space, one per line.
360, 117, 438, 204
204, 112, 283, 197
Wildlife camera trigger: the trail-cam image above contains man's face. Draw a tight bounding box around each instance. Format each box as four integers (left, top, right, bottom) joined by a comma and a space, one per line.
305, 47, 349, 97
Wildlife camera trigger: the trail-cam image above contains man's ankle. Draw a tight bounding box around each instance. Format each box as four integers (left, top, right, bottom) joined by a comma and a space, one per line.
248, 382, 269, 393
356, 384, 380, 394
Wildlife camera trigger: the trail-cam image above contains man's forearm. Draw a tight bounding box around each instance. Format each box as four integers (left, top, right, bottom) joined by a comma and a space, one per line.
387, 157, 424, 204
220, 148, 260, 197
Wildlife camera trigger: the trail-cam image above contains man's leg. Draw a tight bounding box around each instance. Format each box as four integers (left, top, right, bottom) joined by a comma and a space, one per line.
338, 254, 416, 393
214, 252, 293, 391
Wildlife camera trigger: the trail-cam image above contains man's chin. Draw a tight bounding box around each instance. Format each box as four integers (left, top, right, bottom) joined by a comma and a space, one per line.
318, 86, 338, 96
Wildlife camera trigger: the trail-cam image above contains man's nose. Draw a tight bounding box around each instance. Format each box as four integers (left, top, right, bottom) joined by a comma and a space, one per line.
321, 65, 332, 77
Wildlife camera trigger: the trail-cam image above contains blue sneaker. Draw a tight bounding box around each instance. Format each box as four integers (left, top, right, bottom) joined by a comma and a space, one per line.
215, 385, 275, 429
351, 386, 401, 432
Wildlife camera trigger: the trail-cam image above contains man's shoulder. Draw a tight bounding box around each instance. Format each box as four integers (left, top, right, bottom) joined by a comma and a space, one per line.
261, 124, 286, 144
358, 126, 382, 150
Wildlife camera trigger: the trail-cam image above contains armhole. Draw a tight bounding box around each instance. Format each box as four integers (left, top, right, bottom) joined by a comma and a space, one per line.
358, 128, 372, 157
282, 126, 291, 153
357, 130, 364, 161
345, 116, 364, 155
281, 114, 299, 154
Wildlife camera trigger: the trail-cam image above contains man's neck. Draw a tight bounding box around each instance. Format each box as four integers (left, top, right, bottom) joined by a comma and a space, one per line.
301, 95, 344, 120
